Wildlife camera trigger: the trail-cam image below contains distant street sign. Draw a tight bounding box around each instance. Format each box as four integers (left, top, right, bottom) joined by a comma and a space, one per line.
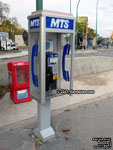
78, 17, 88, 24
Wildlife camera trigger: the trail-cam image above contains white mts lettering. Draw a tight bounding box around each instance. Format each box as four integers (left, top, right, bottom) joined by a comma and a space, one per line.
36, 19, 40, 27
51, 19, 60, 28
31, 20, 35, 27
60, 19, 65, 28
64, 20, 69, 29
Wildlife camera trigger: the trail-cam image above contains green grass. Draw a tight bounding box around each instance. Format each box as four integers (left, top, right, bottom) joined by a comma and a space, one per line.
0, 50, 21, 54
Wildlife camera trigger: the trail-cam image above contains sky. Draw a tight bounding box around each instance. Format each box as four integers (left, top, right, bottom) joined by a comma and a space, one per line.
2, 0, 113, 37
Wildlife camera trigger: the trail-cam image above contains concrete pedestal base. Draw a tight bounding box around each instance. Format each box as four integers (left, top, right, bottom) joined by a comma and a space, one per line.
33, 127, 55, 142
34, 99, 55, 142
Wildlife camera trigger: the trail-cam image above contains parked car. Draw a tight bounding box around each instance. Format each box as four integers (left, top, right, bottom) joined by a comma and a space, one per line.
0, 39, 18, 50
0, 46, 5, 50
11, 44, 18, 50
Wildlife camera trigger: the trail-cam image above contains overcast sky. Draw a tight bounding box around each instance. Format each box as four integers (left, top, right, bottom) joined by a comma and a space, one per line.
2, 0, 113, 37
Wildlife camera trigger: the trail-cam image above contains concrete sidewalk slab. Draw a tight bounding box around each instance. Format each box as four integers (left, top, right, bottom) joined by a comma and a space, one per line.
0, 95, 113, 150
76, 49, 97, 53
0, 70, 113, 128
0, 51, 28, 59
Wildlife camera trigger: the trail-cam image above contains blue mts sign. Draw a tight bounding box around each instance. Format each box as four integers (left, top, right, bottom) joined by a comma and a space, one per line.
46, 17, 74, 30
30, 17, 40, 29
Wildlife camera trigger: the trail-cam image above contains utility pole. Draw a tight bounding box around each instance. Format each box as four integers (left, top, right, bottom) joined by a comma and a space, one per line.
96, 0, 99, 50
36, 0, 43, 11
70, 0, 71, 14
82, 25, 85, 51
75, 0, 81, 51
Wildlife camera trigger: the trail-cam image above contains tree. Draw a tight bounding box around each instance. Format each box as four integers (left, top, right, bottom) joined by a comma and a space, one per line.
0, 2, 25, 41
97, 36, 105, 45
87, 28, 96, 39
77, 23, 96, 39
76, 22, 96, 48
1, 18, 25, 40
0, 1, 10, 22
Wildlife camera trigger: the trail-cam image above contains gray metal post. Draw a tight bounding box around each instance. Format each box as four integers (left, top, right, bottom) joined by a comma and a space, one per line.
96, 0, 99, 50
75, 0, 81, 52
86, 34, 88, 49
34, 99, 55, 142
70, 0, 71, 14
70, 33, 75, 91
82, 25, 85, 51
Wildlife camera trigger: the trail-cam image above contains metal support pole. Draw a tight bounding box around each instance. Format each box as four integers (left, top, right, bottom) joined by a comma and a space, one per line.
96, 0, 99, 50
36, 0, 43, 11
70, 0, 71, 14
34, 99, 55, 142
86, 34, 88, 49
75, 0, 81, 51
82, 25, 85, 51
70, 33, 75, 91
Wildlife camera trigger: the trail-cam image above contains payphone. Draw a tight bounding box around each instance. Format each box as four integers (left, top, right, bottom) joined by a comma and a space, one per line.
46, 52, 58, 91
28, 10, 75, 142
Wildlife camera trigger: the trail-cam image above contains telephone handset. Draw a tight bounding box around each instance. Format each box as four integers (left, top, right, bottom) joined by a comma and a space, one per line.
62, 44, 71, 81
31, 44, 39, 87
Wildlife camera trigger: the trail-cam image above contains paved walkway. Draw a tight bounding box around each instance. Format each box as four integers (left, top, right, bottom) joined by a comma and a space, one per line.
76, 49, 97, 53
0, 93, 113, 150
0, 70, 113, 128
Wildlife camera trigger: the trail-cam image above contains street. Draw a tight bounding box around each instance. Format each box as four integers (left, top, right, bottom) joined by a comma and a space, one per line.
1, 49, 113, 64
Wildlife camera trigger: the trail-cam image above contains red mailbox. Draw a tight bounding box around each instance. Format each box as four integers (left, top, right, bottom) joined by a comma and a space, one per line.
7, 61, 31, 104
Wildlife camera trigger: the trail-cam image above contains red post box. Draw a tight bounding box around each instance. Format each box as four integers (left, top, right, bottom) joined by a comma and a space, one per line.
7, 61, 32, 103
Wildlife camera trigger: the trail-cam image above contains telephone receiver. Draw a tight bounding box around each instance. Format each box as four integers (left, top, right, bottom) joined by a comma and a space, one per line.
31, 44, 39, 87
62, 44, 71, 81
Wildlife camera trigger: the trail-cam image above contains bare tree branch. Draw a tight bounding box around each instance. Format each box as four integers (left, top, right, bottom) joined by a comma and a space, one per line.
0, 1, 10, 22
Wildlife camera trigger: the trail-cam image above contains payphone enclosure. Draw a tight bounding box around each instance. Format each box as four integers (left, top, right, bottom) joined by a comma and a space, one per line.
28, 10, 75, 104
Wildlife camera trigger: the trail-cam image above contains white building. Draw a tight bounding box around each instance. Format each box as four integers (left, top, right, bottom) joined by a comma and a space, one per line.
15, 35, 26, 47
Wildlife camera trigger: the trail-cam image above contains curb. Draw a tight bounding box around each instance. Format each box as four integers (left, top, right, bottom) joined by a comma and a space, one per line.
0, 51, 28, 60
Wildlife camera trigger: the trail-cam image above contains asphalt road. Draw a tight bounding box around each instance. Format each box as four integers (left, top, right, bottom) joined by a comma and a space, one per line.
1, 49, 113, 64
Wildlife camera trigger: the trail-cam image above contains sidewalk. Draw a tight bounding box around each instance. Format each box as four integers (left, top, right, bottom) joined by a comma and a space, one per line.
0, 70, 113, 129
0, 51, 28, 59
76, 49, 97, 53
0, 70, 113, 149
0, 91, 113, 150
